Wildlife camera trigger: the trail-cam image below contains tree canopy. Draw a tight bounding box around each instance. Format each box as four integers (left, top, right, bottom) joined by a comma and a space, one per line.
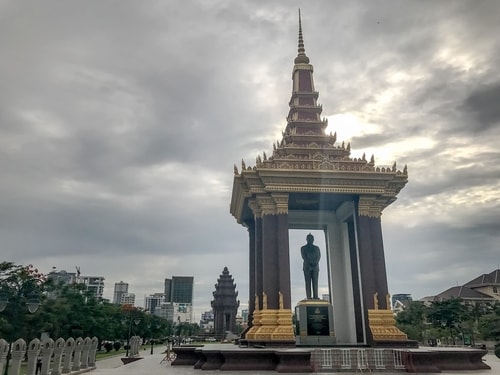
0, 262, 196, 344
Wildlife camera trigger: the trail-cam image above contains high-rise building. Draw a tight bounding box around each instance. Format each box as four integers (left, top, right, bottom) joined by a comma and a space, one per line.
200, 311, 215, 332
171, 276, 193, 303
155, 302, 174, 321
47, 269, 77, 286
164, 276, 194, 323
46, 269, 77, 299
113, 281, 129, 304
173, 302, 193, 323
120, 293, 135, 306
145, 293, 165, 314
391, 293, 412, 309
241, 309, 248, 325
46, 269, 105, 300
81, 276, 105, 299
164, 279, 172, 302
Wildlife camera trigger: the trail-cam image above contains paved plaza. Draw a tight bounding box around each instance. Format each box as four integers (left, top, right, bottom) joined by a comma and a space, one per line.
89, 347, 500, 374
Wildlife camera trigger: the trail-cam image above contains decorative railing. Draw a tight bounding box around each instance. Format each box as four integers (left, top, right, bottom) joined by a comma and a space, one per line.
310, 348, 406, 372
0, 336, 98, 375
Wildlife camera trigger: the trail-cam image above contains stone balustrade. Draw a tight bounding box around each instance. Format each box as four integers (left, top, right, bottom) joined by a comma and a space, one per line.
0, 336, 98, 375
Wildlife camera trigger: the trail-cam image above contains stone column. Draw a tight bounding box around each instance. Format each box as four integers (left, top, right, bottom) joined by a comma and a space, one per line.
245, 199, 264, 341
51, 338, 65, 375
62, 337, 74, 374
131, 336, 140, 356
63, 337, 75, 374
370, 217, 389, 309
88, 337, 99, 368
356, 196, 408, 344
80, 337, 91, 369
0, 339, 9, 375
262, 213, 279, 310
40, 338, 54, 375
274, 194, 291, 311
71, 337, 83, 371
246, 219, 256, 329
250, 193, 294, 344
26, 338, 41, 375
9, 339, 26, 375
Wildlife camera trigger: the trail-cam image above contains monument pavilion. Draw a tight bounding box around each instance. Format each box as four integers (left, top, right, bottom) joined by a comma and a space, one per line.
230, 14, 409, 347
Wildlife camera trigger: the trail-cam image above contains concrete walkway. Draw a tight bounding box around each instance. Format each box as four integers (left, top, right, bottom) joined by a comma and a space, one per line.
90, 348, 500, 374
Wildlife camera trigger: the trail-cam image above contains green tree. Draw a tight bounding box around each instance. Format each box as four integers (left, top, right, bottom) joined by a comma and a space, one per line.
0, 262, 46, 341
478, 302, 500, 342
395, 301, 427, 342
1, 262, 174, 344
174, 322, 200, 337
427, 298, 468, 344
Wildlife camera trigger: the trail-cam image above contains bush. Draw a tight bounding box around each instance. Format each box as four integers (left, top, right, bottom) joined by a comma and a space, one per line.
113, 341, 121, 351
103, 342, 113, 353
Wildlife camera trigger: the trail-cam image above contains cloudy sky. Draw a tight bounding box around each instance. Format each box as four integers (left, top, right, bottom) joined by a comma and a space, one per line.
2, 0, 499, 321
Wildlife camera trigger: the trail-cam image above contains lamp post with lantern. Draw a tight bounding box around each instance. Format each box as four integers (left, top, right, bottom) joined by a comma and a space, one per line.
0, 294, 41, 375
121, 314, 140, 357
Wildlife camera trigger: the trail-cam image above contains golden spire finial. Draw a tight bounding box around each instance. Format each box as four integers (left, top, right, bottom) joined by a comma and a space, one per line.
295, 9, 310, 64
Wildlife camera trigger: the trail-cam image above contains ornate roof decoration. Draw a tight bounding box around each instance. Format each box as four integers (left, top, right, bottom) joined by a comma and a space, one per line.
230, 14, 408, 223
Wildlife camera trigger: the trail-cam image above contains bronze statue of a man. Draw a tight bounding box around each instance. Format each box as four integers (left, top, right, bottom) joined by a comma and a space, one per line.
301, 233, 321, 299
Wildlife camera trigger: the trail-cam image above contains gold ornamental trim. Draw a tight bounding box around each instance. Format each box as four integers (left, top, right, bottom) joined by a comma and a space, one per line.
367, 309, 407, 341
245, 292, 295, 342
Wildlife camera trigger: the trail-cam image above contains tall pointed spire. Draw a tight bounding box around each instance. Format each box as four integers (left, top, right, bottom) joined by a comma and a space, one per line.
295, 9, 310, 64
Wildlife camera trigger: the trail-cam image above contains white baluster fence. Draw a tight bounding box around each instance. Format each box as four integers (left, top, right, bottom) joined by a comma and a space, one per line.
0, 336, 99, 375
311, 348, 406, 372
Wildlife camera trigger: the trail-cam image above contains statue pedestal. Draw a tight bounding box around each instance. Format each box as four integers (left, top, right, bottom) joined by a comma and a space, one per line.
295, 299, 336, 346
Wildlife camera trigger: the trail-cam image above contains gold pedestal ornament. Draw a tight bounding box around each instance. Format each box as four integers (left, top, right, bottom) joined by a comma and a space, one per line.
368, 293, 407, 341
245, 292, 295, 342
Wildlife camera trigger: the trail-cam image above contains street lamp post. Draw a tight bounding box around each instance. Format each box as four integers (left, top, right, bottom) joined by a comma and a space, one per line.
147, 323, 160, 355
0, 294, 40, 375
122, 314, 140, 357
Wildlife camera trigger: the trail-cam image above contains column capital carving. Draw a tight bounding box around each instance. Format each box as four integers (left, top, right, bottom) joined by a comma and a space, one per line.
256, 195, 277, 216
358, 196, 383, 218
248, 199, 262, 218
271, 193, 289, 215
251, 194, 290, 216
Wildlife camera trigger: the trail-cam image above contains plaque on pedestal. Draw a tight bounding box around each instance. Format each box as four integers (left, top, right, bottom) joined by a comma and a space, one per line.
295, 299, 336, 346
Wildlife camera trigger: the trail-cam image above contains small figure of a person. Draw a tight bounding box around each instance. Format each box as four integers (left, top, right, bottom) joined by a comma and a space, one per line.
301, 233, 321, 299
36, 355, 42, 375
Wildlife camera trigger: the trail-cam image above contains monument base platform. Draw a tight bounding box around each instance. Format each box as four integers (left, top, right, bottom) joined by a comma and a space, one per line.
402, 348, 490, 373
173, 345, 490, 373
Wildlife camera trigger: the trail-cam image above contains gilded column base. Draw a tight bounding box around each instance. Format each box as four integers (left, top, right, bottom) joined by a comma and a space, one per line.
245, 309, 262, 340
246, 308, 295, 342
252, 308, 278, 341
367, 309, 408, 341
271, 309, 295, 341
